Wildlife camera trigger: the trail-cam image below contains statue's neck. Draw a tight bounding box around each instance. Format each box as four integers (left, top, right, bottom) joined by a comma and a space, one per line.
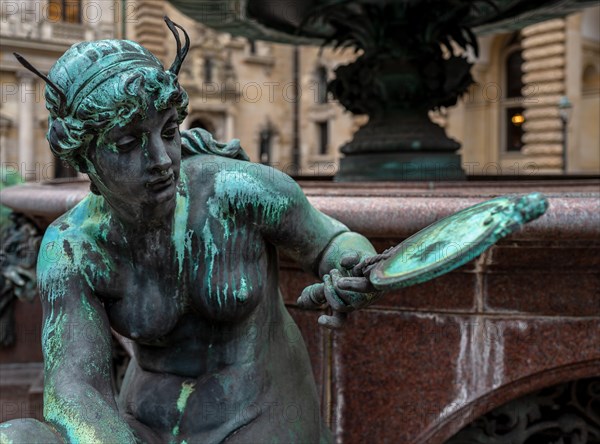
94, 194, 175, 247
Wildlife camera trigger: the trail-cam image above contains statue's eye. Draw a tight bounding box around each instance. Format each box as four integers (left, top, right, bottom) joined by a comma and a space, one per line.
162, 123, 179, 140
116, 136, 138, 152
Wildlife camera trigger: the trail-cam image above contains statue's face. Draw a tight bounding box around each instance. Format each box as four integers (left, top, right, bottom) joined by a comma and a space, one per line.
88, 97, 182, 220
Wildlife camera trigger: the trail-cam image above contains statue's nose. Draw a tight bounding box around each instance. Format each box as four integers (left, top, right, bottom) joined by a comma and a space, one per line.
146, 136, 172, 173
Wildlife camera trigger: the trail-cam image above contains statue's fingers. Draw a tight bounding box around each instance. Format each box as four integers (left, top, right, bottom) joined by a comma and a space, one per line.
340, 251, 361, 269
318, 311, 347, 329
323, 274, 351, 312
297, 283, 326, 309
330, 270, 378, 309
337, 276, 377, 293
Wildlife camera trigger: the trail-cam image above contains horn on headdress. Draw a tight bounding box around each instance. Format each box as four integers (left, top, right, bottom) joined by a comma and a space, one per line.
14, 52, 67, 117
164, 16, 190, 75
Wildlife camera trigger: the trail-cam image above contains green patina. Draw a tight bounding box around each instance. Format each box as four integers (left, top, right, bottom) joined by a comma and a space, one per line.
201, 219, 219, 306
198, 168, 289, 307
44, 386, 135, 444
41, 307, 66, 374
235, 276, 250, 303
170, 382, 196, 443
38, 222, 112, 301
370, 193, 549, 290
172, 192, 190, 276
176, 382, 196, 412
210, 170, 292, 227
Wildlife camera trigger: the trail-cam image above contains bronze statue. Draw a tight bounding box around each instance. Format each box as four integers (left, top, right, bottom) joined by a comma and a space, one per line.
1, 19, 380, 443
1, 17, 548, 444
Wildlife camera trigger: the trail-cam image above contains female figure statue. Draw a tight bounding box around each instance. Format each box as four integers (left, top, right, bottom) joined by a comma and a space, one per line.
1, 19, 379, 443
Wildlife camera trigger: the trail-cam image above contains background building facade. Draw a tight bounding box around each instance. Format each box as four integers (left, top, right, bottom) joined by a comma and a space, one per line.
1, 1, 598, 179
442, 6, 600, 175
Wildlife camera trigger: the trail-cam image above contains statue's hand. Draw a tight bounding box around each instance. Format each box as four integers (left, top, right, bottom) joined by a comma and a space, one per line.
297, 252, 382, 329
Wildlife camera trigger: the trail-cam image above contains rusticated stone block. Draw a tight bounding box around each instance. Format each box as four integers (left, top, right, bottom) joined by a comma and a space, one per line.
486, 243, 600, 272
483, 271, 600, 316
522, 44, 565, 61
522, 19, 565, 36
522, 56, 565, 72
370, 270, 478, 312
331, 310, 600, 444
521, 94, 564, 107
523, 69, 564, 83
0, 297, 43, 364
519, 149, 563, 164
522, 31, 566, 49
522, 131, 562, 144
524, 106, 560, 119
522, 118, 562, 132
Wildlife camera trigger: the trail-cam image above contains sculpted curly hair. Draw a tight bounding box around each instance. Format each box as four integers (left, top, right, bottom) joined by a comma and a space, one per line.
45, 40, 189, 171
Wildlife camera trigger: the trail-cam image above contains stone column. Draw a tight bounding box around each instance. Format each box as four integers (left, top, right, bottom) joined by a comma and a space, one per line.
521, 19, 566, 173
17, 72, 36, 181
134, 0, 166, 63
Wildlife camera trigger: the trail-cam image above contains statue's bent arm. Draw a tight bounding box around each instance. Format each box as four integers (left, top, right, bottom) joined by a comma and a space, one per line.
247, 165, 380, 315
243, 164, 352, 273
37, 226, 138, 443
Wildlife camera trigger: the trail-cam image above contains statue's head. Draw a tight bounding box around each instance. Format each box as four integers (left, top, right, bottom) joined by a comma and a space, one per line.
15, 18, 191, 218
43, 38, 189, 173
15, 17, 189, 170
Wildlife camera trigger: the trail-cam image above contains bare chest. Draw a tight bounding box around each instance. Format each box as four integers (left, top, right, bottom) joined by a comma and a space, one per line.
97, 222, 270, 343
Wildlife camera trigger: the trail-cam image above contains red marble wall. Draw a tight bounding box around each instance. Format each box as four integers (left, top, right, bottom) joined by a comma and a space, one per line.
278, 181, 600, 444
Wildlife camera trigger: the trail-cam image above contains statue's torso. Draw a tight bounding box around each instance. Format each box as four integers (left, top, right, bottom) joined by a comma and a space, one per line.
64, 157, 327, 442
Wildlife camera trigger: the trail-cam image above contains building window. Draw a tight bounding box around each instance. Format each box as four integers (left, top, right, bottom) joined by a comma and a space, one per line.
582, 64, 600, 93
501, 33, 525, 153
259, 123, 274, 164
190, 118, 215, 135
317, 121, 329, 155
506, 107, 525, 152
204, 57, 214, 84
48, 0, 81, 24
316, 66, 328, 104
248, 39, 256, 54
505, 50, 524, 99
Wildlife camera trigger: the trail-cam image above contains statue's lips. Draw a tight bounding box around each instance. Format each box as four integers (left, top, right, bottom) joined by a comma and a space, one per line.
145, 173, 175, 191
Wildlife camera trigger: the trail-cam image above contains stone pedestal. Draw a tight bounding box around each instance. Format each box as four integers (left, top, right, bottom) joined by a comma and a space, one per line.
336, 112, 465, 181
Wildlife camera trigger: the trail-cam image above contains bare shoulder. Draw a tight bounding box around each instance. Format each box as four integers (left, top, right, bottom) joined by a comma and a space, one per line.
182, 155, 305, 223
37, 195, 111, 296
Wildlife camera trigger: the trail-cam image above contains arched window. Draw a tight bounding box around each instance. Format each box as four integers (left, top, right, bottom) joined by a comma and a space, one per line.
502, 33, 525, 153
47, 0, 81, 24
582, 64, 600, 93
